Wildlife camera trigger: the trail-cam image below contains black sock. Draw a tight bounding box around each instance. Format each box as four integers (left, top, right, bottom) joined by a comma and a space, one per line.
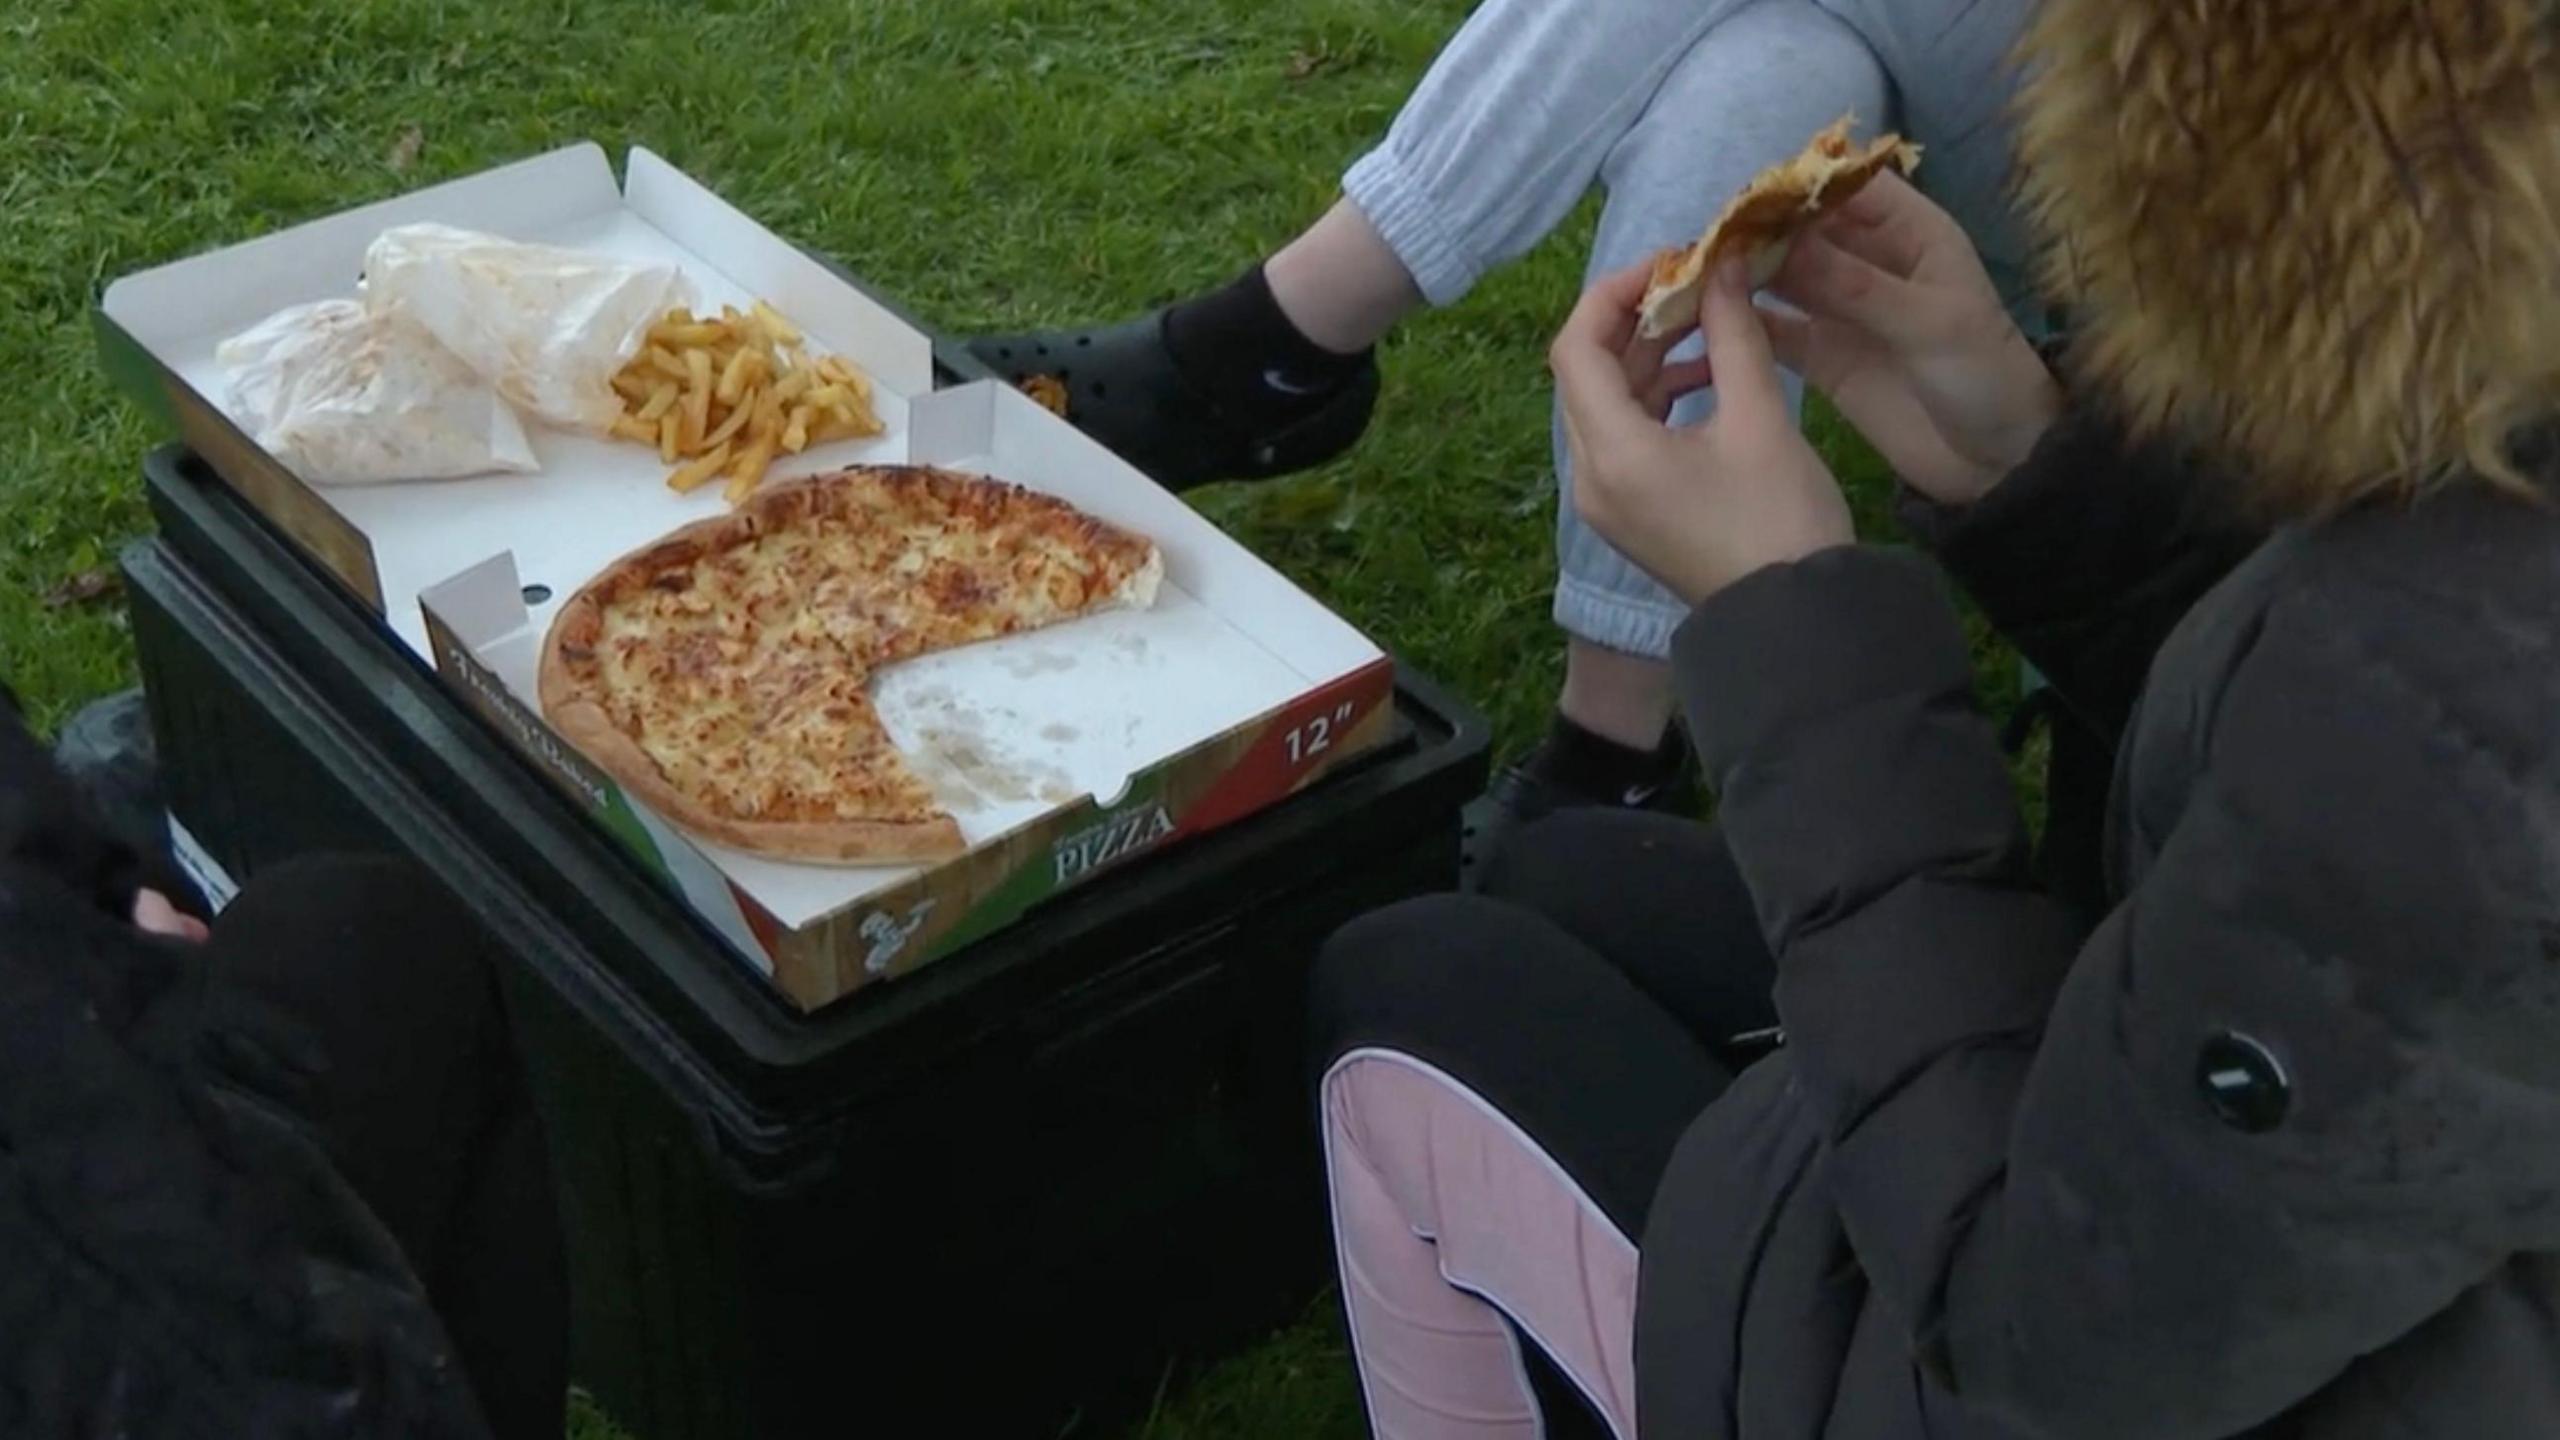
1524, 713, 1686, 808
1162, 264, 1372, 425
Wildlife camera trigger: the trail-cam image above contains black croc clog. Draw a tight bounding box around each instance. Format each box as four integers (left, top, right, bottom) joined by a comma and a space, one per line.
966, 313, 1378, 491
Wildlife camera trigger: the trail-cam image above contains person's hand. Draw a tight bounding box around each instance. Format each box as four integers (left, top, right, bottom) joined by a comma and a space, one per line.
1763, 173, 2061, 506
133, 886, 209, 943
1549, 257, 1852, 607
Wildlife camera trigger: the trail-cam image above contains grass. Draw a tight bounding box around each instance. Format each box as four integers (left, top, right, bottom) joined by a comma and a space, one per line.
2, 2, 2030, 1435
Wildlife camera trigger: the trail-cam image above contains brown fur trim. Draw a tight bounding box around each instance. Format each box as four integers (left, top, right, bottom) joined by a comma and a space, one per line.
2013, 0, 2560, 514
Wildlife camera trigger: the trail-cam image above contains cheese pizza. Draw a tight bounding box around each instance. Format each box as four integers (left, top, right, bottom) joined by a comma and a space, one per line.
538, 465, 1162, 865
1637, 115, 1921, 339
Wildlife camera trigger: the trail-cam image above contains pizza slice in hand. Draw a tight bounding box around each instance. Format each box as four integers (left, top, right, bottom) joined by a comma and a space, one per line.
539, 466, 1162, 866
1637, 114, 1921, 339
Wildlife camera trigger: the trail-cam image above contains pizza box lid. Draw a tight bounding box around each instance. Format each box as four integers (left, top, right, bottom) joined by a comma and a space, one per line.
98, 144, 1391, 975
100, 142, 933, 638
414, 376, 1384, 938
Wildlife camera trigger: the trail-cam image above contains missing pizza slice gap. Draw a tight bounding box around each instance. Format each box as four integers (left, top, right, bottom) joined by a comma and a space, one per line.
1636, 114, 1922, 340
539, 464, 1164, 865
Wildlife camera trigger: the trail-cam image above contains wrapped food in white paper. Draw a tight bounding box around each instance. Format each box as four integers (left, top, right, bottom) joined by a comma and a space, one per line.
216, 299, 538, 486
361, 223, 689, 434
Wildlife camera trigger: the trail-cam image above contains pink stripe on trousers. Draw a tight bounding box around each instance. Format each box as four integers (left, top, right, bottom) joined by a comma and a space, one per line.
1322, 1048, 1641, 1440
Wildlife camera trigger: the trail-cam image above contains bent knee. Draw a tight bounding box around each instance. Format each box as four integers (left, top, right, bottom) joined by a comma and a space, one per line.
1311, 894, 1546, 1062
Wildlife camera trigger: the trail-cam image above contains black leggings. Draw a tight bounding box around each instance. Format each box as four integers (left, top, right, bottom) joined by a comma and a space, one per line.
1310, 808, 1776, 1437
206, 855, 568, 1440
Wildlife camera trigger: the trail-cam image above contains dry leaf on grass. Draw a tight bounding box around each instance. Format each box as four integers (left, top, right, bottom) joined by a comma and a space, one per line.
387, 125, 424, 172
1286, 40, 1371, 81
42, 568, 119, 610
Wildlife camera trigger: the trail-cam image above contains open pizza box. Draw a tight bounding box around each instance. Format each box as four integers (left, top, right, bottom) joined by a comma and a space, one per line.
99, 143, 1396, 1011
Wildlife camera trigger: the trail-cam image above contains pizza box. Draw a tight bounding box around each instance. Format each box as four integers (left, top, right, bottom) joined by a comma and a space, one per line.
98, 143, 1395, 1011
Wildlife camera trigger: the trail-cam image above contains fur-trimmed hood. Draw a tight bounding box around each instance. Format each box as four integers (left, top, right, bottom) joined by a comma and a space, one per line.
2012, 0, 2560, 511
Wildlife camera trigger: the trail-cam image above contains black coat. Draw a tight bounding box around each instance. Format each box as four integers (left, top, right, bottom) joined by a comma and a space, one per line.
0, 697, 490, 1439
1640, 409, 2560, 1438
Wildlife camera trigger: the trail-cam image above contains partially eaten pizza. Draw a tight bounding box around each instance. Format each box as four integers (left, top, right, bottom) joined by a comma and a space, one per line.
1637, 115, 1922, 339
538, 465, 1162, 865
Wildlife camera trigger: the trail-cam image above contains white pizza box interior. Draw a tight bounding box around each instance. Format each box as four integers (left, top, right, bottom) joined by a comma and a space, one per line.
101, 143, 1398, 1011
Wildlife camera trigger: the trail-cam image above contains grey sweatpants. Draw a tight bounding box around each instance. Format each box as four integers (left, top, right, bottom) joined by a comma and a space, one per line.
1343, 0, 2037, 659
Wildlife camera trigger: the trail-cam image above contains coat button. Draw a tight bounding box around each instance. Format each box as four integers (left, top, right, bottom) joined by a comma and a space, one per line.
2197, 1031, 2290, 1133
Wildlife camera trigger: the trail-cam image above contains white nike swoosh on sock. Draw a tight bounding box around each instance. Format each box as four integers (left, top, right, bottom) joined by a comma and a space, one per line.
1620, 780, 1666, 807
1261, 367, 1332, 397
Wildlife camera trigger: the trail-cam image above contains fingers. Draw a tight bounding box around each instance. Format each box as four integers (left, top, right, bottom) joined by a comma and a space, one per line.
1769, 231, 1927, 345
1578, 257, 1657, 355
1821, 172, 1945, 275
1550, 259, 1646, 378
1603, 256, 1697, 384
1759, 307, 1817, 377
1643, 358, 1715, 419
1592, 254, 1660, 308
1626, 309, 1689, 383
1697, 259, 1787, 422
1551, 270, 1640, 404
1550, 265, 1662, 461
1554, 254, 1716, 442
133, 887, 210, 943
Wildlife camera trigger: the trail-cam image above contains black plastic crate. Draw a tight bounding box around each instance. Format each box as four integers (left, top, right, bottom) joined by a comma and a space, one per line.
126, 445, 1487, 1438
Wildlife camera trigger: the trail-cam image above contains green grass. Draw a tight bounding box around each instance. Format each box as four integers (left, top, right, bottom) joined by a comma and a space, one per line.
3, 2, 2029, 1435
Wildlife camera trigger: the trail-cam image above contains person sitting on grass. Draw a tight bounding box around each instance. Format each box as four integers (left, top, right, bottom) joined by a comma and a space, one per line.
0, 685, 567, 1440
1308, 0, 2560, 1435
966, 0, 2037, 850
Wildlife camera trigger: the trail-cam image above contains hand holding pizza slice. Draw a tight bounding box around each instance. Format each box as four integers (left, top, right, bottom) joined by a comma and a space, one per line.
1637, 114, 1921, 340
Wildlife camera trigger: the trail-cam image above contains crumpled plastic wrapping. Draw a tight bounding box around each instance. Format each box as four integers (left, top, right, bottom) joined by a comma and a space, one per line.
214, 299, 538, 487
215, 223, 691, 486
358, 223, 688, 434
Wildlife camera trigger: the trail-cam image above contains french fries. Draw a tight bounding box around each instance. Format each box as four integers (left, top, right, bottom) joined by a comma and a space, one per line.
1018, 374, 1070, 417
606, 299, 885, 504
667, 441, 735, 494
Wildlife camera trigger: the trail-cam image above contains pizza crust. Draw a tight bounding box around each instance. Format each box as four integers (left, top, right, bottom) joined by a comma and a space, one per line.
1117, 546, 1164, 610
536, 465, 1160, 867
1637, 115, 1922, 339
541, 689, 975, 864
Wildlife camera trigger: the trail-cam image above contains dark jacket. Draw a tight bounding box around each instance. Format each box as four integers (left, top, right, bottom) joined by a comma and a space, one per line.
0, 696, 490, 1439
1640, 407, 2560, 1439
